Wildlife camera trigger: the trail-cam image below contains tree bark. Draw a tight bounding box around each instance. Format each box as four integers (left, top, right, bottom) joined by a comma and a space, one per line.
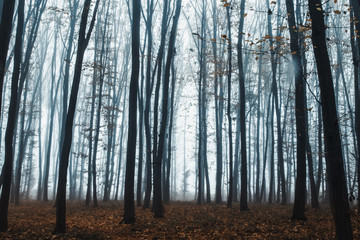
0, 0, 15, 119
54, 0, 100, 233
0, 0, 24, 231
122, 0, 141, 224
153, 0, 181, 217
284, 0, 307, 220
308, 0, 353, 238
238, 0, 249, 211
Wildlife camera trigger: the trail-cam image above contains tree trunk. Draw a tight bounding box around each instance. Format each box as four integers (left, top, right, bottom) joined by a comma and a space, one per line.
54, 0, 100, 233
238, 0, 249, 211
308, 0, 353, 238
212, 0, 223, 204
142, 0, 154, 210
122, 0, 141, 224
226, 4, 233, 209
0, 0, 15, 117
0, 0, 24, 231
153, 0, 181, 217
350, 0, 360, 214
284, 0, 307, 220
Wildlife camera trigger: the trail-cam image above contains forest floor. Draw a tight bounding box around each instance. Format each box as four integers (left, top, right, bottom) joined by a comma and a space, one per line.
0, 200, 360, 239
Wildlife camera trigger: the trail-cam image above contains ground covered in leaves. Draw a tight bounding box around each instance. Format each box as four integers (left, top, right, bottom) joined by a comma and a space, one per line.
1, 200, 360, 239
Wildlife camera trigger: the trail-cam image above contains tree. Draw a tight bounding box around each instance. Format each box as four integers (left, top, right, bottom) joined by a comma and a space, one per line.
54, 0, 100, 233
13, 0, 47, 206
225, 1, 234, 208
0, 0, 15, 121
212, 0, 224, 205
153, 0, 182, 217
238, 0, 249, 211
0, 0, 24, 231
142, 0, 155, 210
308, 0, 353, 238
151, 0, 169, 211
122, 0, 141, 224
285, 0, 307, 220
350, 0, 360, 214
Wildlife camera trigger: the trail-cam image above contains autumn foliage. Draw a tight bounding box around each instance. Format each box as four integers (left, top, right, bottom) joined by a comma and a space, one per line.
0, 201, 359, 239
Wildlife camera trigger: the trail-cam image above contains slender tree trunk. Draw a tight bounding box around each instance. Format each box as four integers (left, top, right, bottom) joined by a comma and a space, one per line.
255, 44, 263, 202
350, 0, 360, 214
152, 0, 169, 211
142, 0, 154, 210
164, 61, 176, 203
238, 0, 249, 210
0, 0, 16, 118
153, 0, 181, 217
122, 0, 141, 224
0, 0, 24, 231
284, 0, 307, 220
308, 0, 353, 238
226, 4, 233, 209
54, 0, 100, 233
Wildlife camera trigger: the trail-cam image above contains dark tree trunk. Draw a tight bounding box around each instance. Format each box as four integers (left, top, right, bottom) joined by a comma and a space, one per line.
122, 0, 141, 224
266, 1, 286, 205
308, 0, 353, 238
0, 0, 15, 118
54, 0, 100, 233
136, 60, 144, 206
164, 61, 176, 203
284, 0, 307, 220
260, 93, 271, 202
212, 0, 224, 204
0, 0, 24, 231
238, 0, 249, 211
255, 43, 263, 203
350, 0, 360, 214
226, 4, 233, 209
152, 0, 169, 211
142, 0, 154, 210
153, 0, 181, 217
268, 98, 275, 204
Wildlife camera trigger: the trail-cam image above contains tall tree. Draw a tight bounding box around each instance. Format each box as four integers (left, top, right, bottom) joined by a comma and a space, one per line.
0, 0, 15, 121
151, 0, 168, 210
350, 0, 360, 214
225, 1, 234, 208
308, 0, 353, 238
54, 0, 100, 233
0, 0, 24, 231
142, 0, 154, 210
266, 0, 286, 205
212, 0, 224, 204
122, 0, 141, 224
153, 0, 182, 217
285, 0, 307, 219
43, 0, 80, 202
238, 0, 249, 211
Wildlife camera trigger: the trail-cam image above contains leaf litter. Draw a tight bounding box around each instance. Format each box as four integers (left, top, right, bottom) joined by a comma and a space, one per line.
0, 201, 360, 239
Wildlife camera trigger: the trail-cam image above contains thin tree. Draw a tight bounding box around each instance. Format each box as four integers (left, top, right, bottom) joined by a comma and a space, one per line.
350, 0, 360, 213
54, 0, 100, 233
153, 0, 182, 217
238, 0, 249, 211
122, 0, 141, 224
225, 1, 234, 208
142, 0, 155, 210
0, 0, 15, 121
0, 0, 24, 231
285, 0, 307, 219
